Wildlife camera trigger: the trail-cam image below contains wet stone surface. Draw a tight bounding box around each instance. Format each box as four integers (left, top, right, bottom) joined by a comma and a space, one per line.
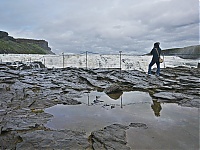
91, 124, 130, 150
0, 63, 199, 149
16, 130, 90, 150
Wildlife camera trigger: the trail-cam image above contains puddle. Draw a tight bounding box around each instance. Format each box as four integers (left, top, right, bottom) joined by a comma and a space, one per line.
45, 91, 153, 132
126, 103, 199, 149
45, 91, 199, 149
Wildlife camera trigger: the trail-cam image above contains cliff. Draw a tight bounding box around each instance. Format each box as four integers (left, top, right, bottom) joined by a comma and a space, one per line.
15, 39, 52, 53
162, 45, 200, 59
146, 45, 200, 59
0, 31, 55, 54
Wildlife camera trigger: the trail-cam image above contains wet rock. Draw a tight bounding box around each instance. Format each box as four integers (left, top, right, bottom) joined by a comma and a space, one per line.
1, 109, 53, 132
16, 130, 90, 150
0, 109, 7, 134
19, 71, 33, 77
104, 84, 122, 94
162, 78, 179, 86
2, 69, 20, 76
60, 95, 81, 105
91, 124, 130, 150
0, 64, 199, 149
129, 123, 148, 129
179, 99, 200, 108
5, 61, 45, 70
183, 89, 200, 96
178, 76, 200, 84
153, 92, 185, 101
160, 72, 177, 78
177, 76, 200, 88
0, 131, 22, 150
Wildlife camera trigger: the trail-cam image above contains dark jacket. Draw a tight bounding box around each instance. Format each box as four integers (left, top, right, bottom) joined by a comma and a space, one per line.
150, 47, 161, 62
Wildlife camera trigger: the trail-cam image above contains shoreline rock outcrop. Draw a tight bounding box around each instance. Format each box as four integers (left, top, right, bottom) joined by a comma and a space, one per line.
15, 39, 52, 54
0, 31, 54, 54
0, 63, 199, 149
162, 45, 200, 59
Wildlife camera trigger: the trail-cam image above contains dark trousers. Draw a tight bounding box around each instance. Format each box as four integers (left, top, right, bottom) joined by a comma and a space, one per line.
148, 60, 160, 75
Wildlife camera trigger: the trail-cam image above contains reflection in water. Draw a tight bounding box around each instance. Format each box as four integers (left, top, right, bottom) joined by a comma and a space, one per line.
121, 95, 123, 108
87, 91, 124, 108
85, 91, 152, 111
107, 91, 123, 108
151, 100, 162, 117
107, 91, 123, 100
45, 90, 199, 148
87, 92, 89, 105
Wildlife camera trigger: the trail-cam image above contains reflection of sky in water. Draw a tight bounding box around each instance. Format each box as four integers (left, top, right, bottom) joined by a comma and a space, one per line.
77, 91, 152, 106
45, 91, 199, 135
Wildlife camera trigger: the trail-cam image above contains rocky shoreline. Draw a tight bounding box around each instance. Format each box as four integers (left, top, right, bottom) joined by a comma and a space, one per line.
0, 62, 199, 149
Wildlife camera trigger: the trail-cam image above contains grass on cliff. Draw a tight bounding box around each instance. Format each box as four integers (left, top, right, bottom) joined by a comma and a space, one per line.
0, 39, 49, 54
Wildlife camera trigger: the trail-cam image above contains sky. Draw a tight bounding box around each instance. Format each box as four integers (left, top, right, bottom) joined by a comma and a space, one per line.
0, 0, 199, 55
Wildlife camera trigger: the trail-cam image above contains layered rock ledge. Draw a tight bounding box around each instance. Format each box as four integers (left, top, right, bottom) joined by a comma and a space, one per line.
0, 62, 199, 149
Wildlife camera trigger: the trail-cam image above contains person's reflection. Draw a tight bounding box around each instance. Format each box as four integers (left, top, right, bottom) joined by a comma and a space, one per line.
151, 100, 162, 117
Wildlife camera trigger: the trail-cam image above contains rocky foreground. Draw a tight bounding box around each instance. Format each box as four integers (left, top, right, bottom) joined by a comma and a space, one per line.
0, 62, 199, 149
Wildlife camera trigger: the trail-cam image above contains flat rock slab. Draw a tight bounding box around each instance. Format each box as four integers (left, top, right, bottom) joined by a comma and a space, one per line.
91, 123, 148, 150
104, 84, 122, 94
1, 109, 53, 132
153, 92, 185, 101
179, 98, 200, 108
0, 65, 199, 149
129, 123, 148, 129
91, 124, 130, 150
16, 130, 90, 150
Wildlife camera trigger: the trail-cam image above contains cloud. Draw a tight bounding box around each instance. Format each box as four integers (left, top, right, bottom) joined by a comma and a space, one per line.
0, 0, 199, 54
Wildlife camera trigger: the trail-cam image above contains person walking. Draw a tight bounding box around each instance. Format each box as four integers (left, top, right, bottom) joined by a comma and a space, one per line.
148, 42, 162, 76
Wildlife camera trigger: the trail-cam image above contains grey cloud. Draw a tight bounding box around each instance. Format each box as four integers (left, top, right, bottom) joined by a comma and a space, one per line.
0, 0, 199, 54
